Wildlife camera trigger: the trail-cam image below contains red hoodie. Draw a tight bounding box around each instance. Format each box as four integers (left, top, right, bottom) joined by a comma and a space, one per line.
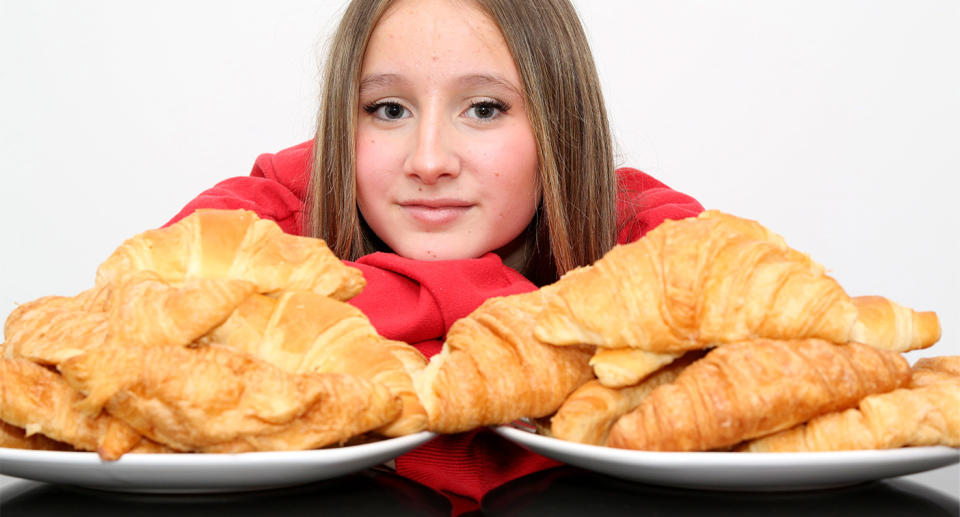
167, 140, 704, 513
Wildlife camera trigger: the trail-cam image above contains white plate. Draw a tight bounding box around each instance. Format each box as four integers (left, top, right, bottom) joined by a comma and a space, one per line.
493, 424, 959, 491
0, 431, 435, 494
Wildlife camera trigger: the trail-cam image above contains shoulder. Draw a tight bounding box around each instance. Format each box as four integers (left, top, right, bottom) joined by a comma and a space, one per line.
164, 141, 314, 233
615, 167, 704, 243
250, 140, 314, 199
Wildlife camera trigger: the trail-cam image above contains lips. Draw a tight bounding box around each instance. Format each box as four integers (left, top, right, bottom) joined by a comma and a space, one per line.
399, 199, 473, 225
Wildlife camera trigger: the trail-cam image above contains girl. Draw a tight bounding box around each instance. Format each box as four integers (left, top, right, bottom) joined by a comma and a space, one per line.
167, 0, 701, 512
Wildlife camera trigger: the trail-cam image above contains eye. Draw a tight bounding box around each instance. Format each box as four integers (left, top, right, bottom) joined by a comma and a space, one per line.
363, 101, 410, 121
465, 99, 510, 121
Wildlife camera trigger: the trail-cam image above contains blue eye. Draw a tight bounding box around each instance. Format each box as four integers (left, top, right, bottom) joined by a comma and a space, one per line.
364, 102, 409, 120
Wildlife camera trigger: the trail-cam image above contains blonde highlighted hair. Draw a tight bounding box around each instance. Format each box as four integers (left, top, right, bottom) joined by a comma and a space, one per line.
305, 0, 616, 286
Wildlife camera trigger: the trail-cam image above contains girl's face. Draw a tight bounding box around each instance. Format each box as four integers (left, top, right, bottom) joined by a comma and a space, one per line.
355, 0, 540, 267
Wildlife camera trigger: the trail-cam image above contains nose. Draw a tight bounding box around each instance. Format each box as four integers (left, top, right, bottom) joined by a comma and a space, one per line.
403, 113, 461, 184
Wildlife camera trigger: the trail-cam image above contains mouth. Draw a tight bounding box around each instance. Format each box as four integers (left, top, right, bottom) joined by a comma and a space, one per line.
398, 199, 473, 225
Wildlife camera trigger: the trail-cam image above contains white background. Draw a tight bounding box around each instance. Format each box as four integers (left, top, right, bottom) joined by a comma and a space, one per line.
0, 0, 958, 498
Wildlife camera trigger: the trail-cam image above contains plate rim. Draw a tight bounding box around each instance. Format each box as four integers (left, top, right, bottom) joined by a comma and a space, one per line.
0, 430, 436, 493
493, 424, 960, 467
0, 430, 436, 467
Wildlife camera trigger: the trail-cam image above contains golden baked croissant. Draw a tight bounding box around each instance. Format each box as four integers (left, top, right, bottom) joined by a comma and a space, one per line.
4, 272, 255, 367
0, 420, 74, 451
550, 351, 704, 445
587, 296, 941, 388
535, 211, 858, 353
588, 348, 684, 388
58, 342, 400, 452
0, 357, 148, 459
910, 356, 960, 388
3, 283, 112, 363
849, 296, 941, 352
739, 358, 960, 452
606, 339, 910, 451
95, 209, 365, 300
107, 270, 256, 349
416, 289, 594, 433
209, 291, 427, 437
4, 294, 108, 365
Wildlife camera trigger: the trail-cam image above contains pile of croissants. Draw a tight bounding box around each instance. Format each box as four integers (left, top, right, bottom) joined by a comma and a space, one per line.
1, 208, 957, 460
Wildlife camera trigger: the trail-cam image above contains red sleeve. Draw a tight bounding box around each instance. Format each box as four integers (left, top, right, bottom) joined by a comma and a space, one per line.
616, 167, 704, 243
164, 141, 313, 234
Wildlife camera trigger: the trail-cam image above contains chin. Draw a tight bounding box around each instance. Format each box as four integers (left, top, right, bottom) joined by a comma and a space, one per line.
396, 242, 485, 262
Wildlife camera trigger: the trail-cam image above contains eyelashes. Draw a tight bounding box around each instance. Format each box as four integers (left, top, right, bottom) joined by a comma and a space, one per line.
362, 101, 408, 120
361, 98, 512, 122
466, 99, 510, 120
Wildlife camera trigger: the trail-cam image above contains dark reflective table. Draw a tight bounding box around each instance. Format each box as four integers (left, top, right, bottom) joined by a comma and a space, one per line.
3, 466, 957, 517
0, 469, 451, 517
481, 467, 959, 517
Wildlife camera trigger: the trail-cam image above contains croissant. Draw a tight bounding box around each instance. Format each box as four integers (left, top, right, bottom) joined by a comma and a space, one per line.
606, 339, 910, 451
739, 359, 960, 452
586, 296, 941, 388
535, 211, 858, 353
4, 283, 112, 363
910, 356, 960, 388
0, 420, 74, 451
849, 296, 941, 352
0, 357, 148, 459
588, 348, 684, 388
95, 209, 365, 300
107, 271, 256, 350
551, 351, 704, 445
3, 294, 108, 365
209, 291, 428, 437
4, 272, 255, 367
416, 289, 594, 433
58, 342, 400, 452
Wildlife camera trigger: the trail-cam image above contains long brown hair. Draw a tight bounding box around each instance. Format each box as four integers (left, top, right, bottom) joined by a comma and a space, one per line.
305, 0, 617, 286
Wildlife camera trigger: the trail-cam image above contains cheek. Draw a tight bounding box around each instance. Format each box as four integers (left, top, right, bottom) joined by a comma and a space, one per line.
481, 128, 540, 205
355, 132, 395, 206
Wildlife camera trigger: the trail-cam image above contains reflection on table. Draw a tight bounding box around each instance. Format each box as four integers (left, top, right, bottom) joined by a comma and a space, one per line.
0, 469, 450, 517
3, 466, 958, 517
481, 467, 960, 517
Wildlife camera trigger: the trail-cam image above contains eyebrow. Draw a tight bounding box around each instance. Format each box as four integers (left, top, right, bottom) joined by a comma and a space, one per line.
456, 73, 523, 96
358, 73, 408, 95
358, 72, 523, 97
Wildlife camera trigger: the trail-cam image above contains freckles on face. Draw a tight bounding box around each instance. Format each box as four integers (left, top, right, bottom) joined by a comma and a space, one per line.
354, 0, 540, 264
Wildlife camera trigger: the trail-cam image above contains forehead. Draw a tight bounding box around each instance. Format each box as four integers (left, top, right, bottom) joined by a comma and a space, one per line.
361, 0, 518, 77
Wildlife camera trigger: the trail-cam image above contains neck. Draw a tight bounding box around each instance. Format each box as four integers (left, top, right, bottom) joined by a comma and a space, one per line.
495, 233, 531, 274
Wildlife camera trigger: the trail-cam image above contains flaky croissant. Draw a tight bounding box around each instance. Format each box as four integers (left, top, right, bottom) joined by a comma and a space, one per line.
107, 271, 256, 350
95, 209, 365, 300
606, 339, 911, 451
4, 271, 255, 367
535, 211, 859, 353
209, 291, 428, 437
849, 296, 941, 353
588, 348, 684, 388
550, 351, 704, 445
3, 294, 108, 365
587, 295, 941, 389
416, 289, 594, 433
0, 357, 150, 459
739, 357, 960, 452
0, 420, 74, 451
910, 356, 960, 388
58, 342, 400, 452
